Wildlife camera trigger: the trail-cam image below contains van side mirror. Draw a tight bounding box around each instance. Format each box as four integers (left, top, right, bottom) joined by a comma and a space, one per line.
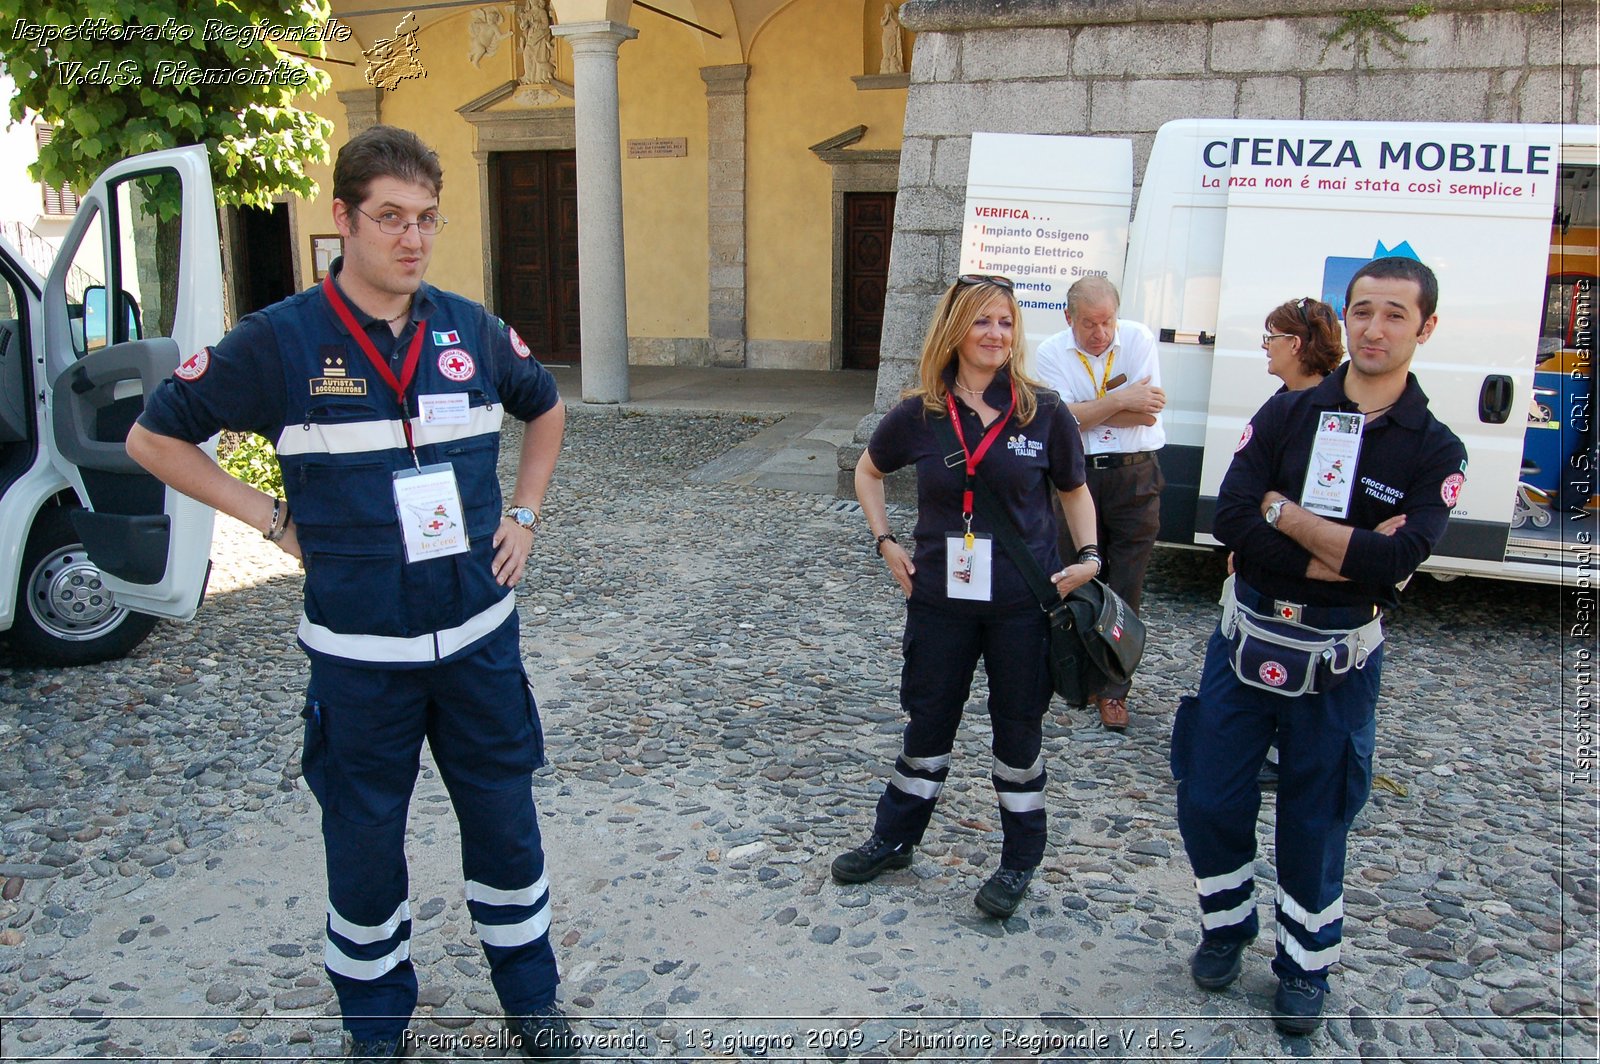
84, 286, 142, 350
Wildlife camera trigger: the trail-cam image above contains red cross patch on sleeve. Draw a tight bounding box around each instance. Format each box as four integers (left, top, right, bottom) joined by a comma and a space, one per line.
175, 348, 211, 382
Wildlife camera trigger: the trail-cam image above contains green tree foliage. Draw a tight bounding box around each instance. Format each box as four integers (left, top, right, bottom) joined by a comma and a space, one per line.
3, 1, 335, 210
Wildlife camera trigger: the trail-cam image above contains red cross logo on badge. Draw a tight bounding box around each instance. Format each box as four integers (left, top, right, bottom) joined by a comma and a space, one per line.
1440, 472, 1465, 507
438, 348, 475, 382
1259, 661, 1289, 687
1279, 606, 1296, 620
1234, 424, 1253, 453
175, 348, 210, 382
509, 327, 531, 359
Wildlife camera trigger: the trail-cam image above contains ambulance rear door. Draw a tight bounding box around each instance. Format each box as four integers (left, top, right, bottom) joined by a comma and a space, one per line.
1194, 121, 1557, 576
1119, 120, 1238, 543
958, 132, 1133, 361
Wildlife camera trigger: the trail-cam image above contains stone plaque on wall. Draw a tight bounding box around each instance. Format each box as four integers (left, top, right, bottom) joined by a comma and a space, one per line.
627, 138, 688, 159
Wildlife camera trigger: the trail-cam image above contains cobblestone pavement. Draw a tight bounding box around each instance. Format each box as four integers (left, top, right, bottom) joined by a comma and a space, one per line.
0, 408, 1593, 1062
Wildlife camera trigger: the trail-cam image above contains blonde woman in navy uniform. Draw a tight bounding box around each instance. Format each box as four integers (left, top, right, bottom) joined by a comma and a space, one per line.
838, 275, 1100, 919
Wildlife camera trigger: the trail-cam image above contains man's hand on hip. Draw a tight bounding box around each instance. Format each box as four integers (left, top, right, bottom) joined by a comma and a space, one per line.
492, 518, 535, 587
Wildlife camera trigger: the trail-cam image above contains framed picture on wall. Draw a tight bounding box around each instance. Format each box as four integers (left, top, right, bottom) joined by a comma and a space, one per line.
310, 234, 341, 280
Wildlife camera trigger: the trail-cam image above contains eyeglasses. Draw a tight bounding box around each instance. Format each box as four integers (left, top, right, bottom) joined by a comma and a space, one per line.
956, 274, 1014, 290
1262, 332, 1294, 345
355, 205, 447, 236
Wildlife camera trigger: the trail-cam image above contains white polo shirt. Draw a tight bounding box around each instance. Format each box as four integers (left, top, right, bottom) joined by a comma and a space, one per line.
1034, 318, 1166, 456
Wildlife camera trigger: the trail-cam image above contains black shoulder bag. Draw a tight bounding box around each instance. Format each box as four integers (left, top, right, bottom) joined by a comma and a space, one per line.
930, 414, 1146, 707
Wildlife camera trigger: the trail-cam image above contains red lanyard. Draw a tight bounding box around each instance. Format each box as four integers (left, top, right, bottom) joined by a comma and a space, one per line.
321, 274, 428, 455
946, 380, 1016, 531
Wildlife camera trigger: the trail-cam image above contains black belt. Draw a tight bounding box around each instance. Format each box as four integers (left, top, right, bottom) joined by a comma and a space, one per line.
1234, 578, 1379, 629
1087, 450, 1155, 470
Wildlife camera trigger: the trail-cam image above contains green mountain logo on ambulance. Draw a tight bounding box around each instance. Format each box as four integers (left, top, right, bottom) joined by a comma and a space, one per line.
1202, 138, 1552, 175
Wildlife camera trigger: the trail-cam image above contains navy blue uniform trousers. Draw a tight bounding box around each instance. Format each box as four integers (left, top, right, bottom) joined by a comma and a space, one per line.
301, 618, 558, 1041
1171, 626, 1382, 989
873, 599, 1053, 870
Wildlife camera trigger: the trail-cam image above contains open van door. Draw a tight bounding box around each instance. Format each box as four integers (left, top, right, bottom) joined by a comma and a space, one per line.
40, 145, 222, 619
958, 132, 1133, 360
1193, 122, 1558, 575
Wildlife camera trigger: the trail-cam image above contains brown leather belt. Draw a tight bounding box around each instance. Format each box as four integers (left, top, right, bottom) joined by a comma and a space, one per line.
1087, 450, 1155, 470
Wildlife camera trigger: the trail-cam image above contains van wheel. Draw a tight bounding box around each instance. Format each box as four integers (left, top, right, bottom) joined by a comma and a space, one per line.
8, 506, 159, 666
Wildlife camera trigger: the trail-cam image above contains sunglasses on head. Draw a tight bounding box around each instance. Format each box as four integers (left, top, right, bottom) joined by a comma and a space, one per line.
956, 274, 1014, 290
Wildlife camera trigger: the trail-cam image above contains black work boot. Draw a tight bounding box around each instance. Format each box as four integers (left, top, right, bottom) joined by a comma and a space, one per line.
1190, 936, 1253, 990
830, 833, 912, 883
1272, 977, 1327, 1035
508, 1002, 581, 1059
974, 866, 1035, 918
346, 1033, 408, 1062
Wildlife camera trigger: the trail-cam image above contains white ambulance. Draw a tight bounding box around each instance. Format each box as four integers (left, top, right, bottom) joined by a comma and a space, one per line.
965, 120, 1596, 586
0, 146, 220, 664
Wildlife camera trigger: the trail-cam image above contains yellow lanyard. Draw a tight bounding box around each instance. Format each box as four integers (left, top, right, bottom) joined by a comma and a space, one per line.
1076, 348, 1117, 399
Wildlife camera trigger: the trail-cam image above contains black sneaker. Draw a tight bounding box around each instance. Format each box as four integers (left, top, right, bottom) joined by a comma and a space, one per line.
1190, 936, 1252, 990
830, 834, 912, 883
1272, 976, 1326, 1035
346, 1033, 407, 1062
508, 1003, 581, 1060
974, 866, 1034, 918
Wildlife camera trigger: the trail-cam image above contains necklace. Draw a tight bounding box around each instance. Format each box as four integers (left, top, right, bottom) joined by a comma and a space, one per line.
381, 302, 411, 325
953, 378, 986, 398
1360, 400, 1397, 418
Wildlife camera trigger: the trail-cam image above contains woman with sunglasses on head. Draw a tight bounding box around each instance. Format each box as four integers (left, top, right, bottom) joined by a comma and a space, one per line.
836, 275, 1100, 919
1262, 296, 1344, 392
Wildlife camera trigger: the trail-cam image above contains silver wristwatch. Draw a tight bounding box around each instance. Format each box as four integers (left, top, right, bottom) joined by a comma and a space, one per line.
1264, 499, 1287, 528
504, 505, 540, 531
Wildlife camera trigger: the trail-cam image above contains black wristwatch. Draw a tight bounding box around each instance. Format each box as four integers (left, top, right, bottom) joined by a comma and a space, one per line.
504, 505, 541, 531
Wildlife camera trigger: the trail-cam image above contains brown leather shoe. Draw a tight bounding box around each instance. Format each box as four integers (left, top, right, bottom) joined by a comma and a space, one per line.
1097, 695, 1129, 731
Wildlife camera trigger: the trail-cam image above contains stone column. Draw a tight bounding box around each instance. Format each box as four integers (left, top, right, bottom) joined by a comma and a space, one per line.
337, 88, 382, 135
551, 20, 638, 403
700, 64, 750, 368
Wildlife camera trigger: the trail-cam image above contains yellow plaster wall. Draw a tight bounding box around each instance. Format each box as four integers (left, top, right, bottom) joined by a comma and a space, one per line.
746, 0, 906, 342
293, 13, 524, 301
616, 18, 711, 338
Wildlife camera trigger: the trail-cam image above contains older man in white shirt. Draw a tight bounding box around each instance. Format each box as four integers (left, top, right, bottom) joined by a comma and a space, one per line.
1034, 276, 1167, 731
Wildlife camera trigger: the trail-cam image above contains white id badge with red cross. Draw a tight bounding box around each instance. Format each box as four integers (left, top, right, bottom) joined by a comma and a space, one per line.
1300, 411, 1364, 518
393, 463, 471, 563
945, 533, 993, 601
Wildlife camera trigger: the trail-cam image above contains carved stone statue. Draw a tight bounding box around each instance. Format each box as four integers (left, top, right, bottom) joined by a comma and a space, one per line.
518, 0, 556, 86
879, 3, 905, 75
467, 7, 510, 67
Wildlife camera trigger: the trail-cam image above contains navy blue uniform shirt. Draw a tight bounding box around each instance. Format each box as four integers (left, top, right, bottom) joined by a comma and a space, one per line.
139, 264, 558, 444
1216, 362, 1467, 610
869, 371, 1087, 611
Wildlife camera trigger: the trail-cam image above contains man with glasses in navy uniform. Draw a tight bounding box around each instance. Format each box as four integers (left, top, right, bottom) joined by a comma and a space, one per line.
128, 125, 578, 1062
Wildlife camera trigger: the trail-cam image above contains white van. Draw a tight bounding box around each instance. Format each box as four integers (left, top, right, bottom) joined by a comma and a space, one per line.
0, 145, 220, 664
965, 120, 1596, 586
